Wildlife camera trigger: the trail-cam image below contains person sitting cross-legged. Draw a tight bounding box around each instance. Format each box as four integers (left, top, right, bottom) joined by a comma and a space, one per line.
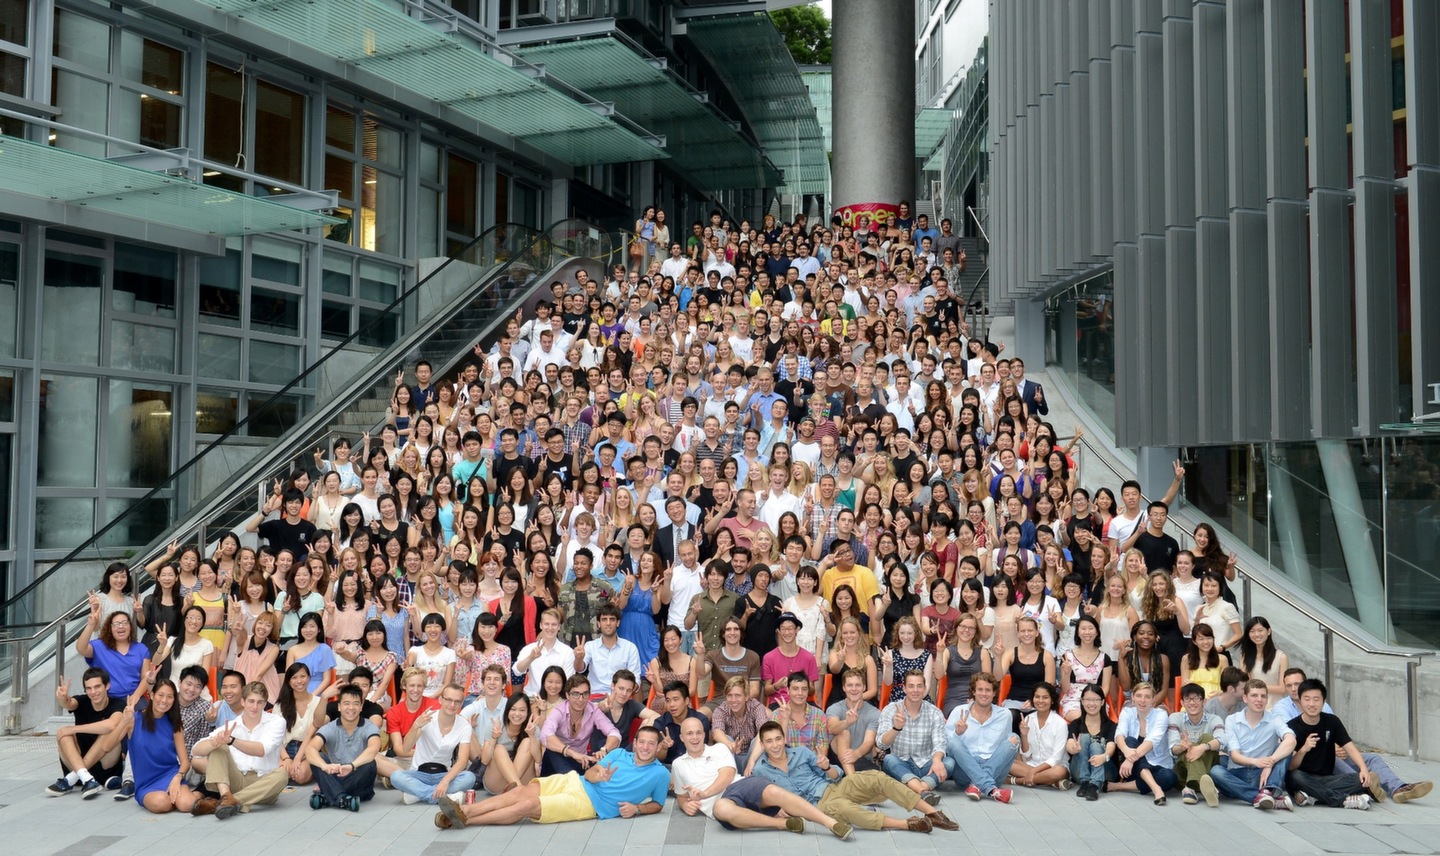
877, 669, 952, 804
1198, 678, 1295, 811
304, 683, 382, 811
945, 671, 1019, 804
1285, 679, 1379, 811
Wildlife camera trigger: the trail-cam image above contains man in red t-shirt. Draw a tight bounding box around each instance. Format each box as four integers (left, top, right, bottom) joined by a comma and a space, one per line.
377, 668, 439, 782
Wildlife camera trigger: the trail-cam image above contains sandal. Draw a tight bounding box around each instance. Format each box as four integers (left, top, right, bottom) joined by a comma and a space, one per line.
1153, 796, 1167, 806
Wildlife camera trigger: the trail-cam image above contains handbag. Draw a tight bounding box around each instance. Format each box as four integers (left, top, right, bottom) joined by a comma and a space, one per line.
630, 238, 645, 259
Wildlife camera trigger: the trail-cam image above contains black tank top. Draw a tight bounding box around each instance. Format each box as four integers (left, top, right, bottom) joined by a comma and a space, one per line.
1008, 649, 1046, 705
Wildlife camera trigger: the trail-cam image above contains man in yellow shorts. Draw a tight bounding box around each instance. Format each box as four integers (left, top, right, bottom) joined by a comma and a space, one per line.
435, 725, 669, 828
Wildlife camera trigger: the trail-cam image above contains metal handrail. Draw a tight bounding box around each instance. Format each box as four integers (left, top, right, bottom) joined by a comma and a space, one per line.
967, 205, 989, 244
1067, 434, 1432, 758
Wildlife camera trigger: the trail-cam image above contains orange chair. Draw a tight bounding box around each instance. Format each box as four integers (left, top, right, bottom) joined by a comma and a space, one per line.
207, 666, 219, 699
998, 674, 1013, 704
1172, 676, 1183, 712
935, 675, 949, 705
878, 683, 892, 707
820, 674, 833, 706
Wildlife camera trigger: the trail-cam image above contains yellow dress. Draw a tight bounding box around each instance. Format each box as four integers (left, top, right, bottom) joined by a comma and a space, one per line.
190, 589, 228, 651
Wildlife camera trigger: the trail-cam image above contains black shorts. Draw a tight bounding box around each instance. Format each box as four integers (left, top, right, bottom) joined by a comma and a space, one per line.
717, 777, 779, 830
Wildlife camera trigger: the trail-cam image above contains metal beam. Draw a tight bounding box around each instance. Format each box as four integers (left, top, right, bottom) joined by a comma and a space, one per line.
493, 17, 619, 46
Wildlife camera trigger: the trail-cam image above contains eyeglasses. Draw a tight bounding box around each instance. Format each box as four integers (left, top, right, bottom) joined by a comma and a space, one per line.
568, 691, 590, 700
440, 696, 464, 705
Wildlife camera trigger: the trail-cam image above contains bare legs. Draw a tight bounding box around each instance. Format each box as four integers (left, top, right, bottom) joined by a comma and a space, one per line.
452, 781, 543, 826
1007, 760, 1069, 787
482, 739, 538, 793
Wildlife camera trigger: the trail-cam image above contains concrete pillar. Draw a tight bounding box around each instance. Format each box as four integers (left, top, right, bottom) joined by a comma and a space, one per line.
831, 0, 914, 223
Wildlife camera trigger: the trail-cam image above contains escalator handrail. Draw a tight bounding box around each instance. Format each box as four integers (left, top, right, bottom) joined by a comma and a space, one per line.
2, 219, 597, 617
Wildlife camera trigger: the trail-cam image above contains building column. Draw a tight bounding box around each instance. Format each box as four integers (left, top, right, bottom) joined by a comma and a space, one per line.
831, 0, 914, 223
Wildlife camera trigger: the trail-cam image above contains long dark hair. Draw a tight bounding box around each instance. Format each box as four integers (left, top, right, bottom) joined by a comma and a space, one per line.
334, 571, 367, 612
277, 662, 312, 730
1238, 616, 1278, 675
1185, 623, 1223, 671
501, 691, 532, 739
140, 678, 181, 733
99, 561, 133, 595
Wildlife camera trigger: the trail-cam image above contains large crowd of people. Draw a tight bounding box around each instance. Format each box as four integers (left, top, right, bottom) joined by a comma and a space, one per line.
48, 203, 1429, 834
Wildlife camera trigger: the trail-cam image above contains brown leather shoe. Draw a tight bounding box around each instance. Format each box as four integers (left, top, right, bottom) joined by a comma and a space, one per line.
434, 812, 453, 830
905, 815, 933, 833
191, 797, 218, 817
927, 810, 958, 831
214, 793, 241, 820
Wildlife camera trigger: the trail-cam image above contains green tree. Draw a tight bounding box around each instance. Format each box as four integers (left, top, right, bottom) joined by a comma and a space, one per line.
770, 5, 831, 65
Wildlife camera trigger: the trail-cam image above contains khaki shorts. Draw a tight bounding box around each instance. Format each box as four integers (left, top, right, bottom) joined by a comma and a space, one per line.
537, 772, 597, 824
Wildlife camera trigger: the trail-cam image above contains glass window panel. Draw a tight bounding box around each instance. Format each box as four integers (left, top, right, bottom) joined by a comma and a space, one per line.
253, 79, 304, 185
106, 382, 171, 488
202, 63, 244, 192
325, 153, 355, 202
197, 332, 240, 380
98, 496, 171, 549
321, 300, 351, 339
109, 321, 174, 372
248, 339, 299, 385
0, 434, 10, 549
0, 0, 28, 47
133, 92, 182, 149
246, 393, 299, 438
357, 305, 398, 348
195, 388, 237, 434
51, 70, 108, 156
198, 248, 241, 326
322, 255, 351, 295
362, 167, 403, 256
447, 154, 478, 236
48, 229, 103, 248
0, 242, 16, 357
419, 185, 440, 257
54, 10, 109, 73
35, 496, 93, 549
0, 50, 24, 97
113, 244, 175, 316
251, 238, 302, 285
326, 206, 355, 245
37, 373, 97, 486
358, 260, 399, 303
326, 106, 355, 151
41, 249, 101, 364
0, 368, 12, 420
364, 117, 402, 169
419, 142, 440, 182
120, 35, 182, 93
250, 287, 300, 334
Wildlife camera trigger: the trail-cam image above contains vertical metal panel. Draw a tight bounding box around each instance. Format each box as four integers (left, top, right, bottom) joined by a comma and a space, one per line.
1306, 0, 1356, 438
1089, 0, 1114, 258
1135, 3, 1166, 443
1351, 0, 1400, 431
1114, 242, 1141, 445
1408, 1, 1440, 416
1111, 1, 1137, 247
1227, 0, 1271, 440
1164, 8, 1198, 445
1193, 1, 1231, 444
1264, 0, 1310, 440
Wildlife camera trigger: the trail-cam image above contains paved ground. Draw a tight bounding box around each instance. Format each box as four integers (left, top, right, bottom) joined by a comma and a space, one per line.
4, 736, 1440, 856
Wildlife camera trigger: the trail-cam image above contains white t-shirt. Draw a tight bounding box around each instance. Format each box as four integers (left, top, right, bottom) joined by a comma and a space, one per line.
791, 439, 821, 468
669, 743, 737, 818
666, 565, 705, 628
407, 645, 459, 698
412, 714, 474, 769
729, 335, 754, 364
1108, 511, 1144, 553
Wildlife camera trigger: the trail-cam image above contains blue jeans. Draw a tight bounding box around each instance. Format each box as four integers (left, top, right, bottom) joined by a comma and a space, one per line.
1068, 734, 1108, 788
1336, 753, 1401, 796
1207, 757, 1289, 803
881, 753, 953, 790
1117, 736, 1177, 792
390, 768, 476, 805
946, 735, 1018, 792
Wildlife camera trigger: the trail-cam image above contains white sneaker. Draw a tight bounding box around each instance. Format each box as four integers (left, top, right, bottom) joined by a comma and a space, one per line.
1343, 794, 1371, 811
401, 792, 420, 805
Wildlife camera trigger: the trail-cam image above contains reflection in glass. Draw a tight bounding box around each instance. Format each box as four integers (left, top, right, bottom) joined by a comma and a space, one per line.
110, 321, 175, 373
99, 496, 172, 550
195, 389, 237, 434
254, 79, 304, 185
38, 374, 97, 487
42, 250, 102, 364
35, 496, 94, 549
106, 382, 172, 488
113, 244, 176, 316
198, 249, 242, 325
0, 434, 10, 549
0, 242, 16, 356
197, 333, 241, 380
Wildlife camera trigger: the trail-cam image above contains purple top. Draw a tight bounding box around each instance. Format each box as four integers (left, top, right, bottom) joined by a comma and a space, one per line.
540, 701, 621, 753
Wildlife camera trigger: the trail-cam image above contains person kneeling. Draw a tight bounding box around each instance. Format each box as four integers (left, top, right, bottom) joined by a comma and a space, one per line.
305, 683, 382, 811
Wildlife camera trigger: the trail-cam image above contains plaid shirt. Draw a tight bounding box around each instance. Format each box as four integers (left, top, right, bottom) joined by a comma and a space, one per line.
777, 355, 814, 382
179, 698, 211, 757
773, 703, 829, 756
710, 698, 772, 754
807, 500, 843, 542
877, 699, 948, 765
558, 418, 589, 455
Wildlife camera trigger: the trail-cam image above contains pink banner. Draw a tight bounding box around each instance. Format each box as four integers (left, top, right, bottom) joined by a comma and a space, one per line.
832, 202, 899, 228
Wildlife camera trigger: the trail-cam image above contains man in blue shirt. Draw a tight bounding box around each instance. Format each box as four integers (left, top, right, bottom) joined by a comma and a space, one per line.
1200, 679, 1296, 810
435, 726, 669, 828
752, 721, 956, 833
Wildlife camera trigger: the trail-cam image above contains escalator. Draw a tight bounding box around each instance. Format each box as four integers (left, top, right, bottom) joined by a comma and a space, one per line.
0, 218, 617, 731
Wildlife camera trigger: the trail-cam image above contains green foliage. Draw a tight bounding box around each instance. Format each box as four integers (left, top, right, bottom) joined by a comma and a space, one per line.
770, 5, 832, 65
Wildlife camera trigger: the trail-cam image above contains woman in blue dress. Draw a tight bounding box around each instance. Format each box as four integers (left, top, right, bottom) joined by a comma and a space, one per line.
99, 672, 196, 813
618, 550, 663, 666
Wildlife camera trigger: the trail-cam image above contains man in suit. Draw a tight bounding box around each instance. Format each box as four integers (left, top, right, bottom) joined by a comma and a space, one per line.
1012, 358, 1048, 417
657, 496, 698, 568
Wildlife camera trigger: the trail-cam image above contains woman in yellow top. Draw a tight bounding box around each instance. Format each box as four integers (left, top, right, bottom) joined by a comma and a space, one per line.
186, 559, 228, 650
1179, 623, 1231, 698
